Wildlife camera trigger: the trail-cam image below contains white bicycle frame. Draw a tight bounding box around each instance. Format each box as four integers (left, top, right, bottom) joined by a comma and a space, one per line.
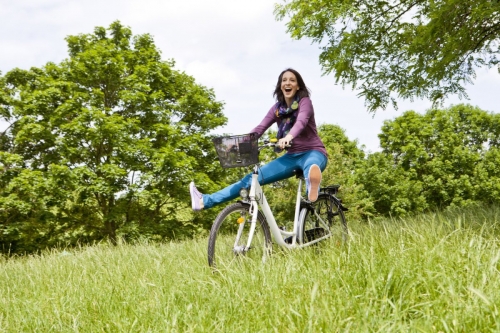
239, 165, 332, 252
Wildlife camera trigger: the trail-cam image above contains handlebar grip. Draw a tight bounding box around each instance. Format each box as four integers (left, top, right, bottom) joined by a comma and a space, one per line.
263, 139, 291, 146
262, 139, 292, 153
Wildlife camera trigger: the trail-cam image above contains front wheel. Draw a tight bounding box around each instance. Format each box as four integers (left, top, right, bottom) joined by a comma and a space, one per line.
208, 202, 272, 269
298, 194, 348, 245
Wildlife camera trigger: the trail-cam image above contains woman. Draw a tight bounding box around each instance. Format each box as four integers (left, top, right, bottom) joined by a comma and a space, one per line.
190, 68, 328, 211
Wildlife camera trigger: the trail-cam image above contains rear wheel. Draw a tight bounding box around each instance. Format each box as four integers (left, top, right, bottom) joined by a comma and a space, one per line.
298, 194, 347, 245
208, 202, 272, 269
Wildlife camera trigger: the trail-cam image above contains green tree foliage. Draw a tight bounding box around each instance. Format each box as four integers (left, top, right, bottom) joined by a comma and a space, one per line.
315, 124, 372, 219
356, 104, 500, 216
275, 0, 500, 111
0, 21, 227, 253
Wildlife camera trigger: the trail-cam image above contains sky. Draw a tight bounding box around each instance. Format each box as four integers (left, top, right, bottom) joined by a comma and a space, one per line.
1, 0, 499, 153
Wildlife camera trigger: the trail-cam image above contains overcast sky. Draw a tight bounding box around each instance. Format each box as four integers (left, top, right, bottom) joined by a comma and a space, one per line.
1, 0, 499, 152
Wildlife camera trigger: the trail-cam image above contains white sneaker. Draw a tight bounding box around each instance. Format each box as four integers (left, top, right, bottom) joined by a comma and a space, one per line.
189, 182, 204, 211
307, 164, 321, 202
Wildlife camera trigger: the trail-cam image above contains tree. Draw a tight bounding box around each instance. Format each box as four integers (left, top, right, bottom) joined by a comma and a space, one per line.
0, 22, 227, 252
355, 104, 500, 216
275, 0, 500, 111
317, 124, 373, 219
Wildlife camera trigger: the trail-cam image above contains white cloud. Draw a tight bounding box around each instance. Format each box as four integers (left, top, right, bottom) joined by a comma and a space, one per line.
129, 0, 270, 22
183, 60, 241, 89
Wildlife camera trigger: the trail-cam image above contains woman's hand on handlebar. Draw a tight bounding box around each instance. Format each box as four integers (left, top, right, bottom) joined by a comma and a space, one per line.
278, 134, 293, 149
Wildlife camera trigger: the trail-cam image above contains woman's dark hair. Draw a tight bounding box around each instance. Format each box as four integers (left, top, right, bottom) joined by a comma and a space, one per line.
273, 68, 311, 106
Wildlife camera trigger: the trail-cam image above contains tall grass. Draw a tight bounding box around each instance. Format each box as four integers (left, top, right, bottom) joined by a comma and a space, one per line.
2, 206, 500, 332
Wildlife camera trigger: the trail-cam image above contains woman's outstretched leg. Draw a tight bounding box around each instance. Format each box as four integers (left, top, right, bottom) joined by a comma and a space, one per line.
189, 153, 300, 211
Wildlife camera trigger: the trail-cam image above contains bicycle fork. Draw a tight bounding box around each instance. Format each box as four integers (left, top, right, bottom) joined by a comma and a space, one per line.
240, 201, 259, 254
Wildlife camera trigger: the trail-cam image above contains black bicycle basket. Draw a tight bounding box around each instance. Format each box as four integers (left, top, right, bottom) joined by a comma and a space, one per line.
212, 133, 259, 168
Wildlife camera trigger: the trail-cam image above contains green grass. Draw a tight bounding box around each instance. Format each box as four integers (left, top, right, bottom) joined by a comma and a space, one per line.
2, 206, 500, 332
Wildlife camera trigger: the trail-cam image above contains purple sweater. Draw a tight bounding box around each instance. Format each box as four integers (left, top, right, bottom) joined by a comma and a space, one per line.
250, 97, 327, 156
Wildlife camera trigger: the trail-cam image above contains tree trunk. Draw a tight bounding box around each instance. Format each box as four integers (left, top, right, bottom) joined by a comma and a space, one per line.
105, 219, 117, 245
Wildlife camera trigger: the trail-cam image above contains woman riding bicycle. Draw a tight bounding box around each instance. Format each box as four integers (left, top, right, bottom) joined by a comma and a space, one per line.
190, 68, 328, 211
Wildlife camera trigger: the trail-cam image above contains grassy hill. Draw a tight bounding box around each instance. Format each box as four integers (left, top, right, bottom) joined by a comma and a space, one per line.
2, 206, 500, 332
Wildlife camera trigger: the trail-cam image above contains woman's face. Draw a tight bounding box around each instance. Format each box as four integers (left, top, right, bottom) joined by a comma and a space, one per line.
281, 71, 300, 105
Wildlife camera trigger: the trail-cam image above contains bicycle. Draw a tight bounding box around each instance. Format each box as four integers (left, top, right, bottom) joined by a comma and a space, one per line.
208, 133, 348, 269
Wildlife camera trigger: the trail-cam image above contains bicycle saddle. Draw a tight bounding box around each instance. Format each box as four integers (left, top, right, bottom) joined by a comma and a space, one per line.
293, 169, 304, 179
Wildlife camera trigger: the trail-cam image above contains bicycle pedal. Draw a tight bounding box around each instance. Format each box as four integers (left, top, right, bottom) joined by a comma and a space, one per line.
284, 236, 294, 244
304, 227, 326, 242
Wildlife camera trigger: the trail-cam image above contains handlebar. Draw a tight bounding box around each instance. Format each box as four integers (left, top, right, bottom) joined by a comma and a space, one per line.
260, 139, 292, 152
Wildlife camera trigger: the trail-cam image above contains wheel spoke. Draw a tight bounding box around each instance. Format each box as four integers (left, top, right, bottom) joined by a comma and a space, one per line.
300, 194, 348, 245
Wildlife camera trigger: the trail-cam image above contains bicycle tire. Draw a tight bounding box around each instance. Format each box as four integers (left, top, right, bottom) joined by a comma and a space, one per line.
208, 202, 272, 268
298, 193, 348, 245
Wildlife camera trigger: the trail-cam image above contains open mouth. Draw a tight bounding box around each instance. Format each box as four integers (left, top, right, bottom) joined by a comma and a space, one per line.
284, 88, 292, 93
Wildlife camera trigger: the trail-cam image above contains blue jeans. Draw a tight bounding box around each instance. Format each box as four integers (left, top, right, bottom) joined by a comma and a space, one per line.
203, 150, 328, 209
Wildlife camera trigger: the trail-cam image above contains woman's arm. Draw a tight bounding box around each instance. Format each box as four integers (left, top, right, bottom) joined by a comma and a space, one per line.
249, 104, 277, 137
